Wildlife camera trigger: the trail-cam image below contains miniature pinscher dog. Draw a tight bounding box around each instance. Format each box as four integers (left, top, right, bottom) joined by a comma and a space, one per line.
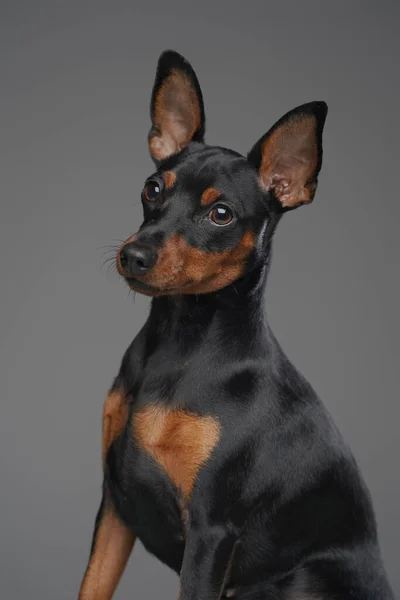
78, 51, 394, 600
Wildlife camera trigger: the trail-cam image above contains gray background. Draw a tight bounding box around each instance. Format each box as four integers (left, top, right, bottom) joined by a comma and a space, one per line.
1, 1, 399, 598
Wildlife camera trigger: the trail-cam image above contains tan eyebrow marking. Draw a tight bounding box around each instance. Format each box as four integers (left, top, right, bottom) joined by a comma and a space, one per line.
200, 187, 221, 206
163, 171, 177, 189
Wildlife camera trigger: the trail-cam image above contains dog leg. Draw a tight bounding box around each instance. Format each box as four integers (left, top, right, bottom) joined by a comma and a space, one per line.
179, 518, 238, 600
78, 388, 134, 599
78, 490, 135, 600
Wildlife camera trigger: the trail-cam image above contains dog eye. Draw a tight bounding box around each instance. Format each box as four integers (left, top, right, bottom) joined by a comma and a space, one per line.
208, 205, 233, 226
143, 180, 162, 202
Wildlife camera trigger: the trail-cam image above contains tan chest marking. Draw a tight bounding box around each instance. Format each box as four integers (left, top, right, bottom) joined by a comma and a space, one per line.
102, 389, 129, 467
133, 405, 221, 500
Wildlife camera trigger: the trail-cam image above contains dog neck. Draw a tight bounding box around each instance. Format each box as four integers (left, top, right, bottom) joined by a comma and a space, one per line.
146, 258, 271, 356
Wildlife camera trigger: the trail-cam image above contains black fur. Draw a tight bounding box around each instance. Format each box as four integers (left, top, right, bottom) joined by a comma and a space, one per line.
80, 50, 394, 600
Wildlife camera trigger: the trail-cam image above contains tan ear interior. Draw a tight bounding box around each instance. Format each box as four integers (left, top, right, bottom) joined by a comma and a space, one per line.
149, 69, 202, 161
260, 114, 319, 208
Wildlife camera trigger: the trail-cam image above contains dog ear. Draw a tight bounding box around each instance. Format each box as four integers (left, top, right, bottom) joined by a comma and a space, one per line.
247, 102, 328, 211
148, 50, 205, 164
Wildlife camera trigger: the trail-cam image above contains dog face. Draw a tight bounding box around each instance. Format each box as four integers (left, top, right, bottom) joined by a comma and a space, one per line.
117, 51, 327, 296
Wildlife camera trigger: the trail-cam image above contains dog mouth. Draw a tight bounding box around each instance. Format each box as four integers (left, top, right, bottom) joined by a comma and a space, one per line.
123, 271, 215, 296
123, 275, 185, 296
124, 276, 162, 294
124, 272, 229, 297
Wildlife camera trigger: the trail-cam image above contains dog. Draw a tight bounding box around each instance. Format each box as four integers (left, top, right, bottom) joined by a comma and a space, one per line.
78, 50, 394, 600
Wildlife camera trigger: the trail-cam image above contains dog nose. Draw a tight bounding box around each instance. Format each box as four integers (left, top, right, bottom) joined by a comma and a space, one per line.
119, 242, 158, 276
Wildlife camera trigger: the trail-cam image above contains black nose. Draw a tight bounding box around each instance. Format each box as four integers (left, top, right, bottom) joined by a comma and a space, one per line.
119, 242, 158, 276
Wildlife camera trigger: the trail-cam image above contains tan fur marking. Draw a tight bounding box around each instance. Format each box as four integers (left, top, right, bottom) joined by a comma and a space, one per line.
134, 405, 220, 500
102, 390, 129, 466
200, 187, 221, 206
150, 69, 201, 161
260, 114, 318, 208
126, 231, 255, 296
78, 493, 136, 600
163, 171, 177, 189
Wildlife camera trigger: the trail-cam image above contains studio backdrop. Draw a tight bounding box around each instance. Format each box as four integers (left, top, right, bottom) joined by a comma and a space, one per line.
1, 1, 399, 599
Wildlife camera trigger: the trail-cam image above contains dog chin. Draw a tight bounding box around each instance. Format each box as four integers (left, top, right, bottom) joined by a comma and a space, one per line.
124, 277, 163, 296
124, 276, 187, 297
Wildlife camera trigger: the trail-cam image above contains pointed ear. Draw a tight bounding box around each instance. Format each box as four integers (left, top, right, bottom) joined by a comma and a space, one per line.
247, 102, 328, 211
148, 50, 205, 164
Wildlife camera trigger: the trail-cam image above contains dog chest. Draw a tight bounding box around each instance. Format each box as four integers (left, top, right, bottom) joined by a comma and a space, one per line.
133, 404, 221, 500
